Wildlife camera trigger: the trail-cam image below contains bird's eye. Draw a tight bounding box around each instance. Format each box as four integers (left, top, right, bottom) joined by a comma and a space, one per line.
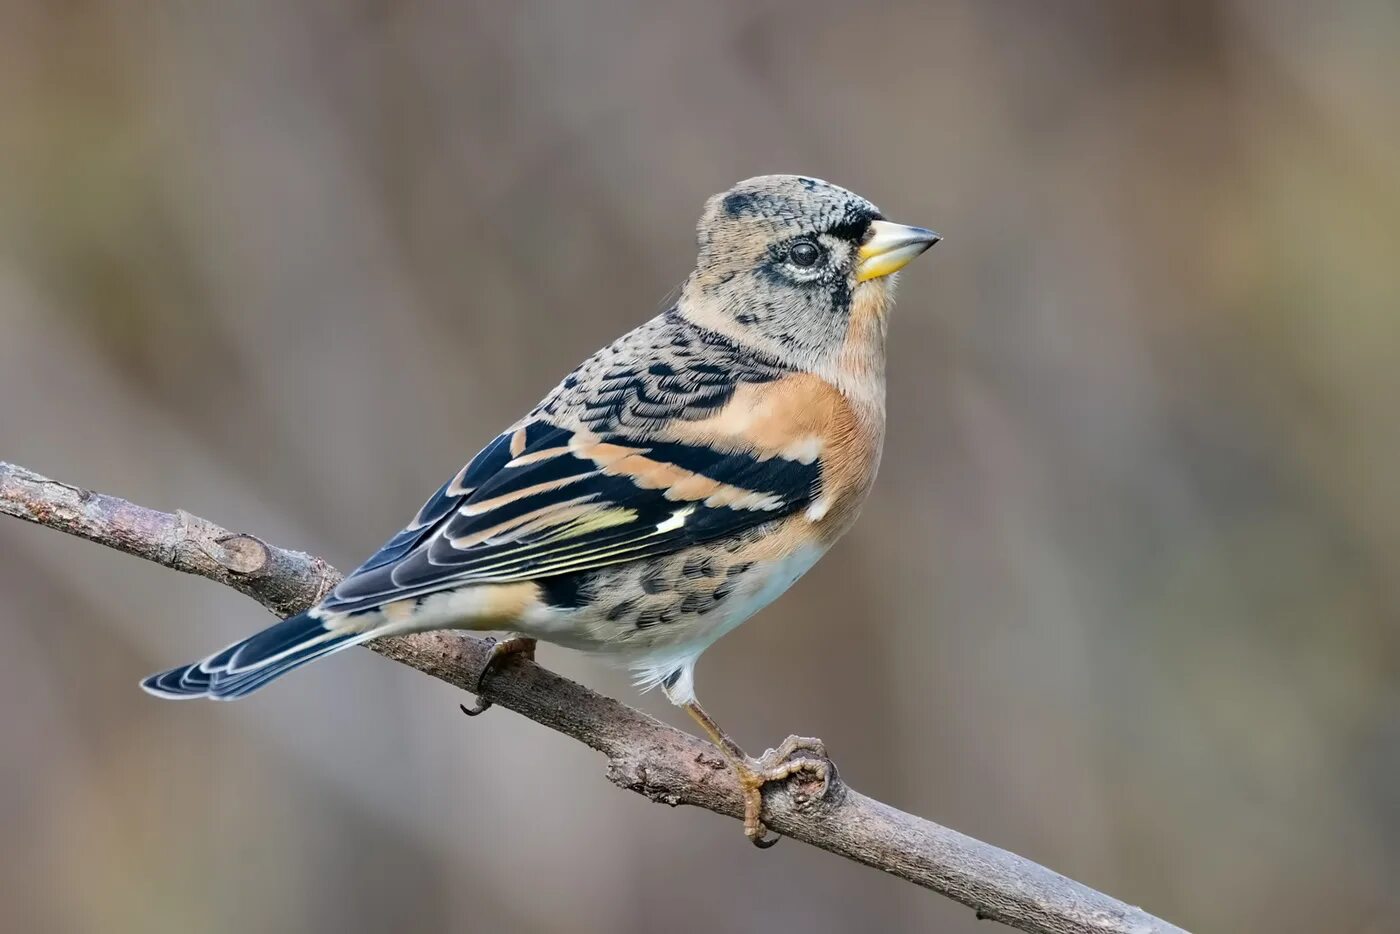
788, 239, 822, 267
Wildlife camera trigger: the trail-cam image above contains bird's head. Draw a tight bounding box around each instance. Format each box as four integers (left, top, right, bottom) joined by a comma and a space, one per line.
681, 175, 939, 375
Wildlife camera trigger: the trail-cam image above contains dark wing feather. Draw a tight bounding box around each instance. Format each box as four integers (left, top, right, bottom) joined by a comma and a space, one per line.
320, 424, 819, 615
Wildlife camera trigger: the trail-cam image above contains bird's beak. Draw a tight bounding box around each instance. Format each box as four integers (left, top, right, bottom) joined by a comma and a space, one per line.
856, 220, 942, 282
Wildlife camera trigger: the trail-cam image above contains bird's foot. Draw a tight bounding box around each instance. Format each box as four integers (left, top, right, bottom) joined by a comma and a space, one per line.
459, 636, 537, 717
732, 735, 830, 848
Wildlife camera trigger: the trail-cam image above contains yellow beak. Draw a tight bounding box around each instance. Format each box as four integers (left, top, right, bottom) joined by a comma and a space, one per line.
856, 220, 942, 281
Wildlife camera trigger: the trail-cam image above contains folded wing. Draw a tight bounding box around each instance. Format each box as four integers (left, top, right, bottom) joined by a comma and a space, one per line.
319, 419, 821, 616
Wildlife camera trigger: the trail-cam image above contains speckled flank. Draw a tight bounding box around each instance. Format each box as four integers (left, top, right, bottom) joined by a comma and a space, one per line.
513, 525, 827, 700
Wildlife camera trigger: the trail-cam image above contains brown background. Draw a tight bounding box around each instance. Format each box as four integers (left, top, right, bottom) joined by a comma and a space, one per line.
2, 2, 1398, 932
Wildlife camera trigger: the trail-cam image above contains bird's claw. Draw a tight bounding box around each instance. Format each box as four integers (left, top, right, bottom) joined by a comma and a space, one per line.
459, 636, 536, 717
734, 735, 830, 847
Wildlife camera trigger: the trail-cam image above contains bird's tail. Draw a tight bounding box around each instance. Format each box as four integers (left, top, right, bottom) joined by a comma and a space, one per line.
140, 610, 376, 701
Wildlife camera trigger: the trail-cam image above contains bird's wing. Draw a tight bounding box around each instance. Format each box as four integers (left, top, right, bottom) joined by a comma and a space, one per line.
319, 320, 818, 616
319, 418, 819, 615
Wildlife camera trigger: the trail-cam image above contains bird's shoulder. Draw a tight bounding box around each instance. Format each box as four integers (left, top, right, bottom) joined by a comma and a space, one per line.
530, 307, 882, 531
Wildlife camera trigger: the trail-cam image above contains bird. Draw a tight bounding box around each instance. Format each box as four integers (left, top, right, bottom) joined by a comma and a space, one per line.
142, 174, 939, 845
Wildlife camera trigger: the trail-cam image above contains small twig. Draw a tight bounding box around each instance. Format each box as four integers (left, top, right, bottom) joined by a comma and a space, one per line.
0, 460, 1186, 934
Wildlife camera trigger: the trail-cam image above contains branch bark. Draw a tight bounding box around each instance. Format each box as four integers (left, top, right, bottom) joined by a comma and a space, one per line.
0, 460, 1186, 934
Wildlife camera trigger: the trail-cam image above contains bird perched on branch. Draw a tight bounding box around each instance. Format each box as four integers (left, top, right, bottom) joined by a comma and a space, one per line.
143, 174, 939, 845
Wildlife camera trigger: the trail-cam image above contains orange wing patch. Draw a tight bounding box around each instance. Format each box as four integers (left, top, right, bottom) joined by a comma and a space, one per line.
663, 373, 883, 541
570, 437, 787, 511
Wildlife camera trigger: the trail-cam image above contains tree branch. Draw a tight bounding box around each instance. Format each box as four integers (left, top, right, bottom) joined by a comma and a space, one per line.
0, 460, 1186, 934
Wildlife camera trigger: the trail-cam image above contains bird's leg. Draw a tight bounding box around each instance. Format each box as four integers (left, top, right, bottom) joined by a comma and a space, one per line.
683, 701, 829, 848
459, 636, 537, 717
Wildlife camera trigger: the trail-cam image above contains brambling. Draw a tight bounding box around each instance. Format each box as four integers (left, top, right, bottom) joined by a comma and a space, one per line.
143, 175, 939, 844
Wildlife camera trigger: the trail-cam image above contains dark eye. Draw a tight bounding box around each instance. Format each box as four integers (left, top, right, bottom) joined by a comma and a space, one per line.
788, 239, 822, 267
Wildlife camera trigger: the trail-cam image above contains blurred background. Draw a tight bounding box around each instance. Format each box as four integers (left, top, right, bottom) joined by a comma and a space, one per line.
1, 2, 1397, 932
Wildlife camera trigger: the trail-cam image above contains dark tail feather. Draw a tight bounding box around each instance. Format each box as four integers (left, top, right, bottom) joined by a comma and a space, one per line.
140, 611, 371, 701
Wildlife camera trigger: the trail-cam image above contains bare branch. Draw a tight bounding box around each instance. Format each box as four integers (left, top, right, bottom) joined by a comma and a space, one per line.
0, 460, 1187, 934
